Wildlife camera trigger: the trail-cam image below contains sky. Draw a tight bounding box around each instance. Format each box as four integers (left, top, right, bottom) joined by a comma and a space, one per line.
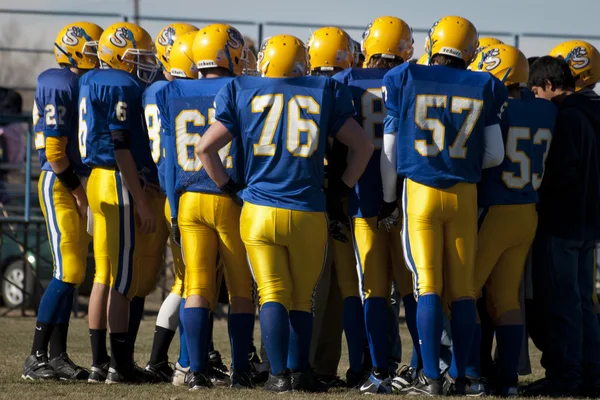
3, 0, 600, 92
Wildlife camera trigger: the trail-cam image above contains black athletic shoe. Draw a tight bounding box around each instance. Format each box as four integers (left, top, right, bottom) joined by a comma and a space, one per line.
401, 369, 443, 396
359, 372, 393, 394
263, 371, 292, 393
346, 368, 369, 389
88, 360, 110, 383
187, 371, 213, 390
230, 368, 255, 389
318, 374, 346, 389
49, 353, 90, 380
521, 378, 580, 397
291, 370, 329, 393
145, 360, 174, 383
443, 371, 482, 396
22, 353, 58, 380
208, 351, 230, 386
105, 366, 150, 385
392, 365, 417, 391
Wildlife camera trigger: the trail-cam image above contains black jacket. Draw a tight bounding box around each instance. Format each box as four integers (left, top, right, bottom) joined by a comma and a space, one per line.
538, 89, 600, 241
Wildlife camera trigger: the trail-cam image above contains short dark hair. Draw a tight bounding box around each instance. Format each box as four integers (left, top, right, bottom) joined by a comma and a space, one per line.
430, 54, 465, 69
366, 55, 404, 69
528, 55, 576, 91
527, 56, 539, 68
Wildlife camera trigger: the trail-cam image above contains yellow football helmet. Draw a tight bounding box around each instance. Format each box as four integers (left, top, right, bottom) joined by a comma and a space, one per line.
417, 53, 430, 65
476, 37, 504, 54
98, 22, 158, 83
307, 27, 354, 72
169, 31, 198, 79
550, 40, 600, 91
469, 44, 529, 87
258, 35, 308, 78
54, 22, 103, 69
425, 16, 478, 65
361, 16, 414, 64
155, 23, 198, 71
192, 24, 246, 75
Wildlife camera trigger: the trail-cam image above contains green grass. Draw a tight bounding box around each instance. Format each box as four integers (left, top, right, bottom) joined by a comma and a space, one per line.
0, 300, 546, 399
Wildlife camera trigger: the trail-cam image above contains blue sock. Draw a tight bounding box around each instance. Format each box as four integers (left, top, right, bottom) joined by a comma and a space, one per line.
57, 284, 75, 324
495, 324, 524, 385
177, 299, 189, 368
449, 299, 476, 379
38, 278, 74, 324
364, 297, 389, 373
417, 294, 443, 379
260, 302, 289, 375
288, 310, 313, 372
403, 294, 421, 368
466, 323, 481, 378
343, 296, 366, 372
183, 307, 210, 373
229, 313, 254, 371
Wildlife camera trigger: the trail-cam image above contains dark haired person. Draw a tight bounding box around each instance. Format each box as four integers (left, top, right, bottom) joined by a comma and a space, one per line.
524, 55, 600, 397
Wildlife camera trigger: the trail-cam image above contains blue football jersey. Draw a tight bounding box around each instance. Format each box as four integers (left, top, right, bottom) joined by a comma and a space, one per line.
215, 75, 355, 212
34, 68, 89, 176
478, 98, 556, 207
143, 80, 169, 192
155, 77, 238, 217
383, 63, 508, 189
333, 67, 388, 218
79, 69, 158, 183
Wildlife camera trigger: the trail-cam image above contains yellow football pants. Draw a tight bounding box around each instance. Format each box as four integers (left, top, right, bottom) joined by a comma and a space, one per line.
352, 216, 411, 300
475, 204, 537, 318
165, 200, 185, 297
402, 179, 477, 300
241, 202, 327, 312
136, 190, 169, 297
178, 192, 253, 305
329, 226, 360, 300
38, 171, 92, 285
88, 168, 141, 299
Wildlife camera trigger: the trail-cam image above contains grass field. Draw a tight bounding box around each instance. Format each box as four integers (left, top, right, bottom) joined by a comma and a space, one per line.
0, 302, 546, 400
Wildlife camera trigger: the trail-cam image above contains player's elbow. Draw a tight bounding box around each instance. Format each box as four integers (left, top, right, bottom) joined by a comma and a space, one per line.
195, 139, 209, 160
483, 145, 504, 169
482, 124, 505, 169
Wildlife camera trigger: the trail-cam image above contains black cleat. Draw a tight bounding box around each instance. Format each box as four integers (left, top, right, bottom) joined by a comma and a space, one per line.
263, 371, 292, 393
230, 368, 255, 389
401, 369, 443, 396
208, 351, 230, 386
318, 374, 346, 389
443, 371, 472, 396
105, 366, 150, 385
88, 360, 110, 383
346, 368, 369, 389
145, 360, 174, 383
392, 365, 417, 391
49, 353, 90, 380
521, 378, 579, 397
22, 353, 58, 381
187, 371, 213, 390
291, 370, 329, 393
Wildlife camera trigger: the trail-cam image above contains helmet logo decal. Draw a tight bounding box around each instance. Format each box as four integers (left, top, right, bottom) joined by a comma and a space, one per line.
110, 27, 133, 48
482, 48, 501, 70
157, 26, 176, 46
569, 46, 590, 70
226, 28, 244, 50
62, 26, 85, 46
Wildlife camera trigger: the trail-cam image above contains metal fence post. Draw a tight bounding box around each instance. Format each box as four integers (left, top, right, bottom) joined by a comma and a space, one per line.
514, 34, 520, 49
258, 23, 264, 47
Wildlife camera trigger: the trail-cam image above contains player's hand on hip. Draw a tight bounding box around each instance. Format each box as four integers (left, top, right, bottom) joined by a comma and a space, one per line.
171, 218, 181, 247
219, 177, 244, 207
377, 200, 400, 232
137, 199, 156, 235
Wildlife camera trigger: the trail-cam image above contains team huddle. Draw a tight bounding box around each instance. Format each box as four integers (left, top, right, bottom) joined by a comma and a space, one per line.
20, 13, 600, 396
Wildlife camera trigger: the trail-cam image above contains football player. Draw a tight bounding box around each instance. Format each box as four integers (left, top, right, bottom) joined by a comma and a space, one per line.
332, 16, 417, 394
23, 21, 103, 382
80, 21, 159, 384
197, 34, 374, 392
550, 40, 600, 92
468, 44, 555, 396
476, 37, 504, 55
155, 23, 255, 390
307, 26, 367, 388
142, 23, 198, 384
379, 16, 507, 395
